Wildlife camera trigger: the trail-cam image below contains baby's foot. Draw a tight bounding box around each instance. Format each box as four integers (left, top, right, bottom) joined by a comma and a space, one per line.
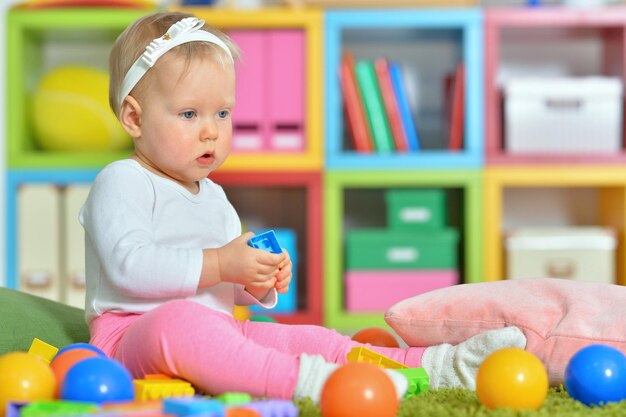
421, 326, 527, 389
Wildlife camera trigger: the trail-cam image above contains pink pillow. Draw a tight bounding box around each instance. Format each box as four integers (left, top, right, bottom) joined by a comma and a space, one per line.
384, 278, 626, 385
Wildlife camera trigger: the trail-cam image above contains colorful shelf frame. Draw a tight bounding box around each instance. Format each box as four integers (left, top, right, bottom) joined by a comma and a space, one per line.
485, 7, 626, 165
483, 166, 626, 285
210, 171, 322, 325
6, 8, 149, 169
325, 9, 484, 170
324, 170, 482, 333
177, 8, 324, 172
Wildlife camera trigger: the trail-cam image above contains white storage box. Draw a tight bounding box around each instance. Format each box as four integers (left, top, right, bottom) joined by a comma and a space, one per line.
504, 77, 623, 154
506, 227, 616, 283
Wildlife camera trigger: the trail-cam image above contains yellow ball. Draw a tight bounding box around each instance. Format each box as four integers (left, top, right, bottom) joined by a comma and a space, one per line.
0, 352, 56, 417
476, 347, 548, 410
32, 66, 130, 152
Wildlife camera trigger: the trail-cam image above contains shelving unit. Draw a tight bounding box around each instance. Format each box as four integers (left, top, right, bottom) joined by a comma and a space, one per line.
325, 9, 484, 170
324, 170, 482, 333
7, 5, 626, 332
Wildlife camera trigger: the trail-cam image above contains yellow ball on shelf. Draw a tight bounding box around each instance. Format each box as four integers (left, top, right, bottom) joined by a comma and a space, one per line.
32, 66, 131, 152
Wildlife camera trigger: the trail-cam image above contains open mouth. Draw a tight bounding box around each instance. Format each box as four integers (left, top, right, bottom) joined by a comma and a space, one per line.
198, 153, 214, 164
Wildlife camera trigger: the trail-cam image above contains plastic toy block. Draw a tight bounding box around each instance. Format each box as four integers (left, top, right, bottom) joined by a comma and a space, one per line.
28, 338, 58, 364
247, 230, 282, 254
134, 378, 195, 401
395, 368, 430, 398
20, 400, 99, 417
226, 408, 261, 417
245, 400, 298, 417
216, 392, 251, 406
102, 400, 162, 413
346, 346, 408, 370
163, 397, 224, 417
144, 373, 172, 380
6, 402, 27, 417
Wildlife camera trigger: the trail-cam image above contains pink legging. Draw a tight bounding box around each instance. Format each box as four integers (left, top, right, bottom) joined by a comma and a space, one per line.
89, 299, 426, 399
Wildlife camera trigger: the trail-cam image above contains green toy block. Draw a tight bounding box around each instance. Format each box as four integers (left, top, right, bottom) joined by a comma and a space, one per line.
216, 392, 252, 406
396, 368, 430, 399
20, 400, 99, 417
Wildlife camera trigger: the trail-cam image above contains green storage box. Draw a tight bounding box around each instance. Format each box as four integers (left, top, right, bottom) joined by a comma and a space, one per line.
385, 189, 446, 230
346, 228, 459, 269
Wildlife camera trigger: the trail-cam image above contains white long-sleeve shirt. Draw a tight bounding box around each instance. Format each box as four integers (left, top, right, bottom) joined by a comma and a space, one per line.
80, 159, 276, 324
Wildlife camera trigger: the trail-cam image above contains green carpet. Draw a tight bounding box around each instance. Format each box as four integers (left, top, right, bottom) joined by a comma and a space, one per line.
294, 387, 626, 416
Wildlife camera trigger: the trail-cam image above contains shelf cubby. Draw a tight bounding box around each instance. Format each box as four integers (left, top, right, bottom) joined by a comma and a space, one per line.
210, 171, 322, 325
485, 7, 626, 165
324, 169, 482, 333
6, 8, 149, 168
6, 169, 98, 305
483, 166, 626, 285
177, 8, 323, 172
325, 9, 483, 170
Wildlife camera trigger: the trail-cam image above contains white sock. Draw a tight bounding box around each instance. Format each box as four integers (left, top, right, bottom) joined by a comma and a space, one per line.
293, 354, 408, 403
421, 326, 527, 390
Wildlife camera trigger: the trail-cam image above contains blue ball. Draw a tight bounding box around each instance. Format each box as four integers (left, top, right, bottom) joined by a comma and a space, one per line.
57, 343, 106, 358
565, 344, 626, 406
60, 357, 135, 404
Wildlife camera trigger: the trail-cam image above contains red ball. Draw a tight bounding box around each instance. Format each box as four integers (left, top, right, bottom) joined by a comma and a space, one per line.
320, 362, 398, 417
352, 328, 400, 348
50, 348, 100, 398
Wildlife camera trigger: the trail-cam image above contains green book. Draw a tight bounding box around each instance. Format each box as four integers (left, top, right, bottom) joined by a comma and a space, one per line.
355, 60, 395, 152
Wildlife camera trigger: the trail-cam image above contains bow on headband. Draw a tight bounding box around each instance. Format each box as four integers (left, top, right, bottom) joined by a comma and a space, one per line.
118, 16, 234, 108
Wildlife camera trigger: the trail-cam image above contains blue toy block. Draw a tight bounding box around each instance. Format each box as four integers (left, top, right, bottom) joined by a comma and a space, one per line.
163, 397, 224, 417
248, 230, 283, 254
245, 400, 298, 417
6, 402, 27, 417
249, 229, 298, 315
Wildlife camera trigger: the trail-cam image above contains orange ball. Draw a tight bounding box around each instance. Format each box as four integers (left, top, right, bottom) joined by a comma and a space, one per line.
50, 348, 100, 398
352, 328, 400, 348
320, 362, 398, 417
0, 352, 56, 417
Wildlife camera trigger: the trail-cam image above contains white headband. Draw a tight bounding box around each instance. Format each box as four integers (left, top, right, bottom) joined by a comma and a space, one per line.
118, 17, 233, 109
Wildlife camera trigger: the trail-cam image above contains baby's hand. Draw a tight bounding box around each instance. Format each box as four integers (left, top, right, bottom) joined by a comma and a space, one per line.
274, 249, 292, 294
217, 232, 286, 290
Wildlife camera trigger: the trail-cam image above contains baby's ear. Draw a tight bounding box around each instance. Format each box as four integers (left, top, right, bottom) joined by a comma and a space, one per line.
118, 96, 142, 139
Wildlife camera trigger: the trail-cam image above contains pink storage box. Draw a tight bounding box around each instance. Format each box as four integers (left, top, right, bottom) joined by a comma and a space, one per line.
345, 270, 459, 312
229, 29, 305, 153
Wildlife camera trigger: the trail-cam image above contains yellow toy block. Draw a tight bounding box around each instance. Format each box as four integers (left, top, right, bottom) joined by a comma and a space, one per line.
346, 347, 407, 370
28, 338, 58, 364
134, 378, 195, 401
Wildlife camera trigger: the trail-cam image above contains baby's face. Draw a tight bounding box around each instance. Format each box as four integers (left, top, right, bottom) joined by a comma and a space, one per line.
133, 53, 235, 192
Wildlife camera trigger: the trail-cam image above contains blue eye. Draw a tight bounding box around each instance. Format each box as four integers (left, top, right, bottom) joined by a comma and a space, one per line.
218, 110, 230, 119
181, 111, 196, 119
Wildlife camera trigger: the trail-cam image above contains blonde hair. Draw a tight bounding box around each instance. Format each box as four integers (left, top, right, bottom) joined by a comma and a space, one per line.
109, 11, 240, 118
